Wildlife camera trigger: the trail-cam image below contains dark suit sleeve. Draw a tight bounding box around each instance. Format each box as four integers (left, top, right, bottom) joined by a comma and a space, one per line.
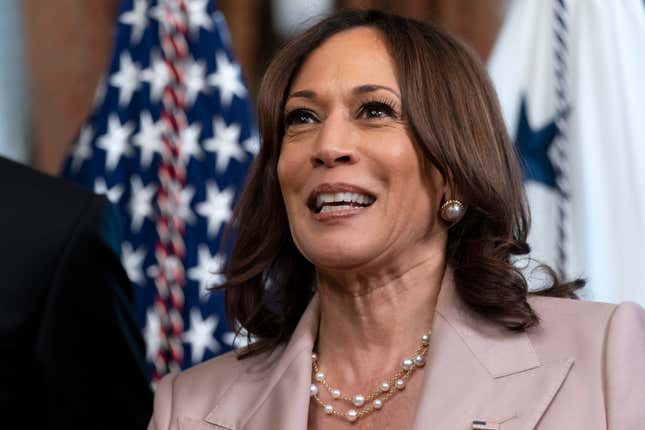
0, 157, 151, 428
33, 194, 152, 429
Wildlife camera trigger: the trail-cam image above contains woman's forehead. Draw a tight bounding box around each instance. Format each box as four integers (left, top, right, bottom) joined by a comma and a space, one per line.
288, 27, 400, 96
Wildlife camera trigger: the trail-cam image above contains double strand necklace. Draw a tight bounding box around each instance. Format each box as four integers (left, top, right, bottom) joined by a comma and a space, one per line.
309, 330, 431, 423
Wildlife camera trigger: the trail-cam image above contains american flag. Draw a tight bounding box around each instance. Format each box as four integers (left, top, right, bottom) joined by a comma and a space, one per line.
62, 0, 257, 382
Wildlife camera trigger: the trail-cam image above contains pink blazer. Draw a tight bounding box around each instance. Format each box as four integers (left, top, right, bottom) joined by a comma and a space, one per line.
148, 278, 645, 429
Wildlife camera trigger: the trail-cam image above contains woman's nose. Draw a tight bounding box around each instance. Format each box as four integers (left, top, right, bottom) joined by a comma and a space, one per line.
310, 117, 359, 168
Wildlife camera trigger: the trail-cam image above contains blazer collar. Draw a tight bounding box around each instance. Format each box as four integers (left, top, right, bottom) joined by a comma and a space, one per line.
434, 270, 540, 378
203, 271, 573, 430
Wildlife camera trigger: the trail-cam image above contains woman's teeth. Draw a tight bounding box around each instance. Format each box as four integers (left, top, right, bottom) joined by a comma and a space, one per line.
319, 204, 354, 213
315, 192, 375, 213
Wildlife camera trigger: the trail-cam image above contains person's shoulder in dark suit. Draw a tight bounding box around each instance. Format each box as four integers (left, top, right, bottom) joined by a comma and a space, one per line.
0, 156, 152, 429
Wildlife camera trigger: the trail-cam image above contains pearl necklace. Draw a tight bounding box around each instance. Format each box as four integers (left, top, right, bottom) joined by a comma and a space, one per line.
309, 330, 431, 423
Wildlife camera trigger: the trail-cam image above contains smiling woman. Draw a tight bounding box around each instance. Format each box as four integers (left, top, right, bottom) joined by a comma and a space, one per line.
148, 9, 645, 430
224, 9, 579, 357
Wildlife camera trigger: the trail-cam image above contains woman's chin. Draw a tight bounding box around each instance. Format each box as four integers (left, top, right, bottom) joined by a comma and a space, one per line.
300, 243, 383, 273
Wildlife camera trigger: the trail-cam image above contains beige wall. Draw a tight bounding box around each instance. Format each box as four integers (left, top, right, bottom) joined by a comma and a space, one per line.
341, 0, 506, 60
22, 0, 119, 174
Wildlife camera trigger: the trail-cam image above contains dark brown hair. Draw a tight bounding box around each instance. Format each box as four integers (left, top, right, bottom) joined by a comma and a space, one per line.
219, 9, 583, 358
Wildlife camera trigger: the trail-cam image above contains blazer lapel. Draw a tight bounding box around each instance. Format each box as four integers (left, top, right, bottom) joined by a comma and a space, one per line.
412, 274, 574, 430
202, 295, 319, 430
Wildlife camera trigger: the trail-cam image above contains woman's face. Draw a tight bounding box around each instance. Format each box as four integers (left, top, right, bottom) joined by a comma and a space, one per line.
277, 27, 447, 272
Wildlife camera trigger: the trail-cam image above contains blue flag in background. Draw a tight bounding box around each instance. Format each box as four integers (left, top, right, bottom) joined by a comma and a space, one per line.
488, 0, 645, 305
62, 0, 257, 381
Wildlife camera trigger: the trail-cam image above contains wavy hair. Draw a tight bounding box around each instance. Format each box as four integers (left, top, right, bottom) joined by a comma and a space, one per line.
219, 9, 583, 358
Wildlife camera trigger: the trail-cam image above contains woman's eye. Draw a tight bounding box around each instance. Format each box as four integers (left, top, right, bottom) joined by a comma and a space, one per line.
284, 109, 317, 126
359, 101, 396, 119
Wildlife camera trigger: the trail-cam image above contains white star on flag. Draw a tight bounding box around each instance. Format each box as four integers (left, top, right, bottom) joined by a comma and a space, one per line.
121, 242, 147, 286
144, 308, 162, 363
140, 50, 169, 102
186, 0, 214, 35
188, 244, 226, 302
195, 181, 234, 238
110, 51, 142, 107
222, 325, 255, 349
147, 3, 165, 29
133, 111, 165, 168
208, 50, 247, 107
97, 114, 134, 171
94, 177, 124, 204
204, 117, 246, 173
128, 175, 157, 232
242, 133, 260, 156
185, 58, 207, 106
119, 0, 148, 44
70, 125, 93, 173
178, 121, 204, 165
183, 308, 221, 364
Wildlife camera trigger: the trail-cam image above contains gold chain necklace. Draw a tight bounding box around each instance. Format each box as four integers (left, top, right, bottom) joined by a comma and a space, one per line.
309, 330, 431, 423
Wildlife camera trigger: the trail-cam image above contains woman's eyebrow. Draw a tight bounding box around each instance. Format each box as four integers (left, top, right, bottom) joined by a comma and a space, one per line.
352, 84, 400, 100
285, 84, 401, 102
286, 89, 317, 101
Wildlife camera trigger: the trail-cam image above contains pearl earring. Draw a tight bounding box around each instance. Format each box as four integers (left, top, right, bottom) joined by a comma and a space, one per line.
440, 199, 466, 223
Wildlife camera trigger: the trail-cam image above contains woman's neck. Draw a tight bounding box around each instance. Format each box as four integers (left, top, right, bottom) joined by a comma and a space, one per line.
314, 251, 446, 389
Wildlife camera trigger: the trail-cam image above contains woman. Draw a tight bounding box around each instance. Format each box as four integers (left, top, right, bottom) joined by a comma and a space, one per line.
148, 10, 645, 430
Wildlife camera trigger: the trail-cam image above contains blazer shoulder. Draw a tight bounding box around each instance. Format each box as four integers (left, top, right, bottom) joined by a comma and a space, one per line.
528, 295, 645, 327
603, 301, 645, 428
0, 156, 98, 219
0, 156, 107, 269
175, 349, 244, 396
528, 294, 618, 323
526, 298, 645, 428
154, 348, 273, 424
526, 295, 645, 360
603, 300, 645, 352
